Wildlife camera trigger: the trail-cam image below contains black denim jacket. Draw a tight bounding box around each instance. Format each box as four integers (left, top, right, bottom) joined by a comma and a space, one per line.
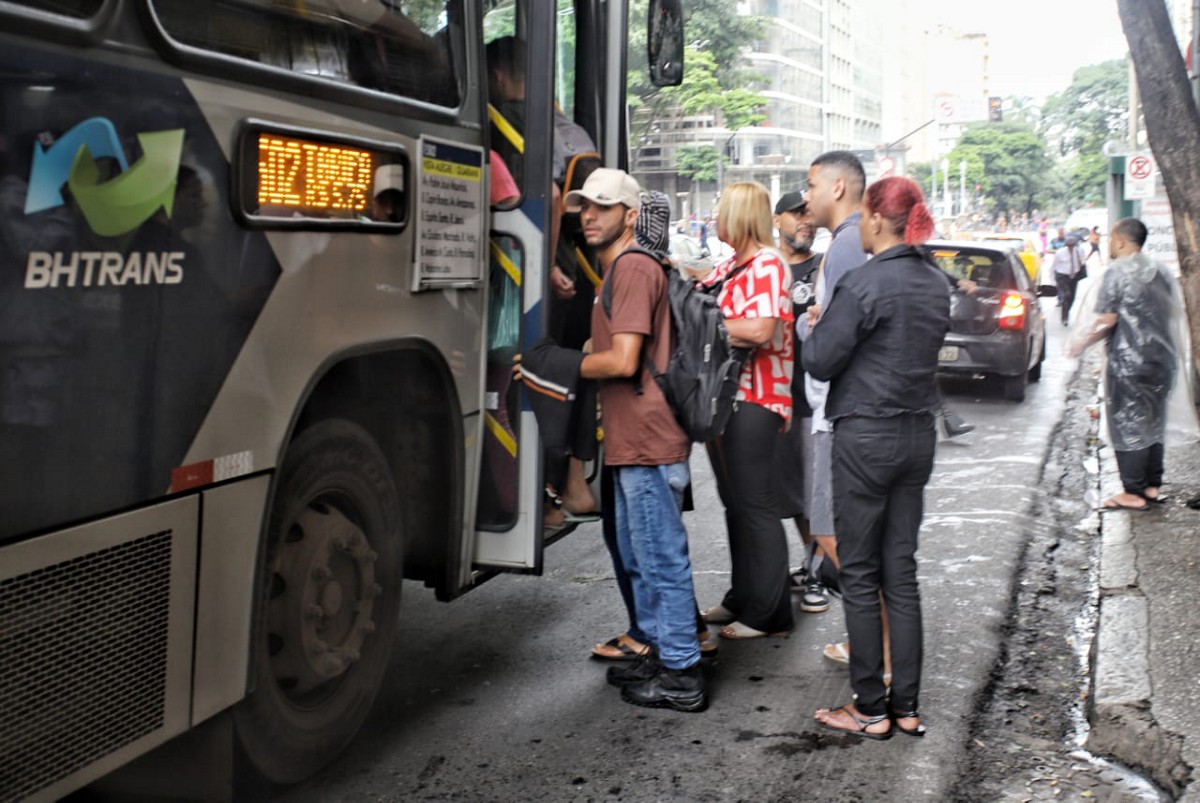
801, 244, 951, 421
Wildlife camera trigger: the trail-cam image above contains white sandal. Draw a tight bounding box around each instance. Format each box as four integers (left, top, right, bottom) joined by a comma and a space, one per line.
719, 621, 790, 639
701, 604, 736, 625
822, 641, 850, 664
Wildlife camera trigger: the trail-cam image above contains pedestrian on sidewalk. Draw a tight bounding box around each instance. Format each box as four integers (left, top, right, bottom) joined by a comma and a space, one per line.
771, 190, 830, 614
1051, 233, 1089, 326
1067, 217, 1183, 511
699, 181, 796, 641
803, 176, 950, 741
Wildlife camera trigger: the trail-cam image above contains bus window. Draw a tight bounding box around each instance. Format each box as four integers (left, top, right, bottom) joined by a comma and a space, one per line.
148, 0, 462, 107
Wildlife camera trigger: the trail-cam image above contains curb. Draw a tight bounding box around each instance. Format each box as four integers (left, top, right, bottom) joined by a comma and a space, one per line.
1087, 429, 1191, 798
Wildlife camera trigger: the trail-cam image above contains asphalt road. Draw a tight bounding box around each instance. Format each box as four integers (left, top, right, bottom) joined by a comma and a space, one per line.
278, 303, 1081, 802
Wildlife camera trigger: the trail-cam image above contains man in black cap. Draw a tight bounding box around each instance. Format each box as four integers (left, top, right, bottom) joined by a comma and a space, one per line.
771, 191, 830, 614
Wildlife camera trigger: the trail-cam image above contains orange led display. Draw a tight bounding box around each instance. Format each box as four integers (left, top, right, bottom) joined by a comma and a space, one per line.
256, 134, 374, 214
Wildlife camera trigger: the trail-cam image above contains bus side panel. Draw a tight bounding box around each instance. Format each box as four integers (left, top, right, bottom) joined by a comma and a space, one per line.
192, 474, 270, 726
0, 498, 197, 801
0, 41, 281, 544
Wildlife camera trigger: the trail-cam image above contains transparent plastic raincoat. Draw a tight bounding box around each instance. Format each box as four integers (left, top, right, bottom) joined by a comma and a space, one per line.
1067, 252, 1189, 451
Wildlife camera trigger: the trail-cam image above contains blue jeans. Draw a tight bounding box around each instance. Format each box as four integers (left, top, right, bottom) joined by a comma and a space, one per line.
612, 462, 699, 669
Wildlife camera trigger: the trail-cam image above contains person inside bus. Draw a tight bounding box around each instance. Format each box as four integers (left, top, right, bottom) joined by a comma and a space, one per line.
367, 163, 406, 223
486, 34, 600, 524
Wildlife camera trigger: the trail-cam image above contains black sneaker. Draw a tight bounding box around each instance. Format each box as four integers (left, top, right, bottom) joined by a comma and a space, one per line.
621, 664, 708, 712
606, 650, 660, 687
942, 410, 975, 438
789, 566, 810, 593
799, 582, 830, 613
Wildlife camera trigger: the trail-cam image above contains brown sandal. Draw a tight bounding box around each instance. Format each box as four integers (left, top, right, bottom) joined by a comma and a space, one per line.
590, 633, 648, 662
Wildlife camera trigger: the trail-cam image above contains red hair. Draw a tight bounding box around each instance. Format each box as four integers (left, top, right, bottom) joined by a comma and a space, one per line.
864, 176, 934, 245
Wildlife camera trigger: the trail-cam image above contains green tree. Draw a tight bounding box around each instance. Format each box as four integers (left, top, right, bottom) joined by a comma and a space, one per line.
666, 47, 766, 130
676, 145, 721, 183
627, 0, 765, 144
627, 0, 764, 100
1040, 60, 1129, 157
1004, 95, 1041, 126
945, 122, 1052, 216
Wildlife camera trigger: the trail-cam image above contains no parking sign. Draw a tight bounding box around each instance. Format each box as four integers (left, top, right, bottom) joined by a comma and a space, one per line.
1124, 152, 1156, 200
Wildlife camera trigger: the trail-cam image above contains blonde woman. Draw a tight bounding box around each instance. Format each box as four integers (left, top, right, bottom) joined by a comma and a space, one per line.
699, 182, 796, 639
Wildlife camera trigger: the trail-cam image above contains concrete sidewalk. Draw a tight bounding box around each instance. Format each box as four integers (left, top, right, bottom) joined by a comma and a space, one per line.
1089, 433, 1200, 798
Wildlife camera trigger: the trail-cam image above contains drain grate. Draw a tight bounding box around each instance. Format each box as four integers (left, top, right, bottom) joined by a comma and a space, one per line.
0, 530, 174, 802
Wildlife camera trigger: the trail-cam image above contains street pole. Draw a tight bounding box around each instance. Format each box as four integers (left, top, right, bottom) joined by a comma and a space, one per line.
959, 159, 967, 216
941, 158, 950, 218
715, 138, 722, 197
931, 159, 937, 207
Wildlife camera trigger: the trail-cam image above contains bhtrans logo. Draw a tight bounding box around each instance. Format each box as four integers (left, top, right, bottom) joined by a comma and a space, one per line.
22, 117, 188, 290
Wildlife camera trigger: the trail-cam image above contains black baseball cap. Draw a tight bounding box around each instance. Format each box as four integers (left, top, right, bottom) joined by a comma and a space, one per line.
774, 190, 807, 215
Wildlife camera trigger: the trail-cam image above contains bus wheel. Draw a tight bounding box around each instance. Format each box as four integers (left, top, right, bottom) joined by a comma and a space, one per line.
235, 419, 402, 785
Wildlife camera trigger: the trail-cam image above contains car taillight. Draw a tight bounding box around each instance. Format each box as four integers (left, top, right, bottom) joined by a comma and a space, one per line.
998, 292, 1026, 330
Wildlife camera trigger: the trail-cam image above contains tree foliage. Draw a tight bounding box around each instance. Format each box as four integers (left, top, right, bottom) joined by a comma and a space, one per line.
666, 47, 767, 130
1040, 60, 1129, 156
676, 145, 721, 183
627, 0, 766, 152
944, 122, 1052, 216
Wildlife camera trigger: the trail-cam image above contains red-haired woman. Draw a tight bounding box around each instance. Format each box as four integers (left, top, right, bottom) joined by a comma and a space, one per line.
801, 176, 950, 740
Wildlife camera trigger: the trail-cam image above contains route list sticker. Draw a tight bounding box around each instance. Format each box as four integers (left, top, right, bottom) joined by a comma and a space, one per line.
414, 137, 485, 289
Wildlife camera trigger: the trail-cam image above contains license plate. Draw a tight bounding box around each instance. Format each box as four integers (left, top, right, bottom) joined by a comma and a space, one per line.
939, 346, 960, 361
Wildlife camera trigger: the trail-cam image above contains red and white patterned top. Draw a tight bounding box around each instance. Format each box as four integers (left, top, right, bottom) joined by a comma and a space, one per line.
701, 248, 794, 423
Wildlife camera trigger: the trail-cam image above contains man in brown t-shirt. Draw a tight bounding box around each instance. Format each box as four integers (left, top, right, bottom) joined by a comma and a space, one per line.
563, 168, 706, 712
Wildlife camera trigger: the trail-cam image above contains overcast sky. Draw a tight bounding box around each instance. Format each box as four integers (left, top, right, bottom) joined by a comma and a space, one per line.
923, 0, 1133, 101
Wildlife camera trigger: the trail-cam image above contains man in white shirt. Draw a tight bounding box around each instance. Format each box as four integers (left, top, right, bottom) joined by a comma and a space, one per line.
1050, 233, 1089, 326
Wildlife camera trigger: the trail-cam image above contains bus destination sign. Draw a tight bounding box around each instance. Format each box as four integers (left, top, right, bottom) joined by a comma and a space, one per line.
257, 133, 373, 215
237, 123, 408, 229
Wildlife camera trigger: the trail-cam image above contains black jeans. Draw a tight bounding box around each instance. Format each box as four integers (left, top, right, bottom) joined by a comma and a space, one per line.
706, 402, 794, 634
1115, 442, 1165, 496
1056, 274, 1077, 324
832, 413, 936, 717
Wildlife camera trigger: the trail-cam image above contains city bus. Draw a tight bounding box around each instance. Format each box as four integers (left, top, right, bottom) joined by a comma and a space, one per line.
0, 0, 682, 797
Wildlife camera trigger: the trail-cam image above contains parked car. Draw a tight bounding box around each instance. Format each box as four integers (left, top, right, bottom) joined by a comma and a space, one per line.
669, 234, 714, 279
975, 234, 1041, 282
921, 241, 1056, 401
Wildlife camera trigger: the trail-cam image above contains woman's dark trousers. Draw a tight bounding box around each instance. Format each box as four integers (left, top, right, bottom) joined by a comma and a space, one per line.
705, 402, 794, 634
832, 413, 936, 717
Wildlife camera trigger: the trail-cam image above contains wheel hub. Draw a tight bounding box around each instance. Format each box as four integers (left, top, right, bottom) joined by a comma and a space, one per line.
268, 501, 380, 696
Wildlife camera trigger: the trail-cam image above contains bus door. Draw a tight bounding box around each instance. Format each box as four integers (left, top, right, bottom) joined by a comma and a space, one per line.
472, 0, 586, 571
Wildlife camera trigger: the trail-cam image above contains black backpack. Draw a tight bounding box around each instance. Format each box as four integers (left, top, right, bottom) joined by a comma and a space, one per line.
601, 247, 747, 442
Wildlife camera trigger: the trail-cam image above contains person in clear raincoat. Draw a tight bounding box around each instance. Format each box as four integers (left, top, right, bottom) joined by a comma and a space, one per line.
1066, 217, 1186, 511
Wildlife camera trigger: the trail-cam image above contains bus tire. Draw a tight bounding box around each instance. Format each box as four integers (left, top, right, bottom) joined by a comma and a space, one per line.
234, 419, 403, 785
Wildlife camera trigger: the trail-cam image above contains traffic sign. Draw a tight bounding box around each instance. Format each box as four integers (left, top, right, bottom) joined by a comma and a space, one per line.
878, 156, 895, 177
1125, 152, 1156, 200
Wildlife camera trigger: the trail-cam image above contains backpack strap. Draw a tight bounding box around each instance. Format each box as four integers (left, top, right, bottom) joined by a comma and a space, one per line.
600, 246, 670, 317
600, 247, 671, 396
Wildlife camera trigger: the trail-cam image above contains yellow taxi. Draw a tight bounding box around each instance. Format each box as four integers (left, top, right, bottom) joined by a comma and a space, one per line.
975, 234, 1041, 282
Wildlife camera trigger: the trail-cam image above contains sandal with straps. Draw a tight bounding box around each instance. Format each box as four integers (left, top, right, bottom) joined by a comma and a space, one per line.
814, 704, 893, 741
889, 708, 926, 738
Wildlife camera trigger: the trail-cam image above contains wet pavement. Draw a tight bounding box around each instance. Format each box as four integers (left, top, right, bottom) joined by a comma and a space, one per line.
1087, 388, 1200, 800
271, 302, 1175, 801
